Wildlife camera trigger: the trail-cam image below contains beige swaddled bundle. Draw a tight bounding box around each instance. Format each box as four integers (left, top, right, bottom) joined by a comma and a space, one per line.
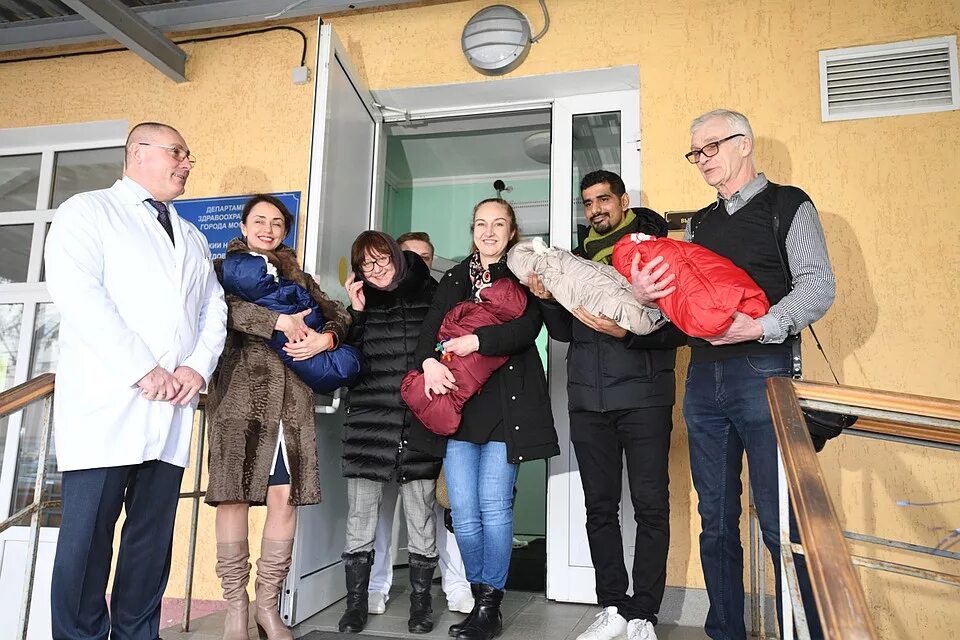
507, 237, 662, 336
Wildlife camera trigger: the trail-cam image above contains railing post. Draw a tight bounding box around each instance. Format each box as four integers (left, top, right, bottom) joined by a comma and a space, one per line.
181, 407, 206, 632
778, 448, 795, 640
749, 488, 765, 638
17, 394, 54, 640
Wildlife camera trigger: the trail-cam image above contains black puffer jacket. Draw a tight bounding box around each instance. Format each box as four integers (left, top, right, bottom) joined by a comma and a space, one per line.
342, 252, 442, 482
407, 256, 559, 465
540, 208, 687, 413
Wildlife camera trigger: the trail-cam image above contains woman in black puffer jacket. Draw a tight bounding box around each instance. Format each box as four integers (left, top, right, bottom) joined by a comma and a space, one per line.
337, 230, 441, 635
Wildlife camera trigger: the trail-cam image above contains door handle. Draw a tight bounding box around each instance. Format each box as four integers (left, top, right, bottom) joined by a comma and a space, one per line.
314, 388, 342, 414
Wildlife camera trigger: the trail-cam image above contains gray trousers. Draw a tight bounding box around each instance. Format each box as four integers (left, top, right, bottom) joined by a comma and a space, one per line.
345, 477, 437, 558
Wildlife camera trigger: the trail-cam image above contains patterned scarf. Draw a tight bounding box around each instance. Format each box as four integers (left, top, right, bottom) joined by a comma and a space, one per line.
468, 251, 506, 301
582, 209, 637, 264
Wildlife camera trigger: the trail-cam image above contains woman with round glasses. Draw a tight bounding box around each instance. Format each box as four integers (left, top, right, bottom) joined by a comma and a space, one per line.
337, 230, 443, 634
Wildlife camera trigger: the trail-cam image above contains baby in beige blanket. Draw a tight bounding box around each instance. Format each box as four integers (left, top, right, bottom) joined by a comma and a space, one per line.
507, 237, 662, 336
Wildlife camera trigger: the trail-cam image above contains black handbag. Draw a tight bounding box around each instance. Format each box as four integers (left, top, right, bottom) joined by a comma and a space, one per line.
788, 330, 858, 452
771, 189, 857, 452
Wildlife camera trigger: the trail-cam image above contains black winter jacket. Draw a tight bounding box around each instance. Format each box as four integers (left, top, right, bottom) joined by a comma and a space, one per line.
407, 256, 559, 465
342, 252, 442, 482
540, 208, 687, 413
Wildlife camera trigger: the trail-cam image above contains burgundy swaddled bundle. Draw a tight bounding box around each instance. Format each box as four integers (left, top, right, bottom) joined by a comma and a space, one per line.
611, 233, 769, 338
400, 279, 528, 436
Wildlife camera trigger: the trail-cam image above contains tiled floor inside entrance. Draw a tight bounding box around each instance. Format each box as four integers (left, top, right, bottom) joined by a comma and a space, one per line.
162, 571, 708, 640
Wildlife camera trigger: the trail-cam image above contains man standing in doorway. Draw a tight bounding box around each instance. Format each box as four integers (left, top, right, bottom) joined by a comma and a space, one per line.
45, 122, 227, 640
527, 170, 685, 640
632, 109, 835, 640
398, 231, 435, 271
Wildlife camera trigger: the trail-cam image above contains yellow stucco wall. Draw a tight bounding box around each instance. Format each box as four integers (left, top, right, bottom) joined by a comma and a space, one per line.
1, 0, 957, 634
0, 22, 322, 608
330, 2, 960, 634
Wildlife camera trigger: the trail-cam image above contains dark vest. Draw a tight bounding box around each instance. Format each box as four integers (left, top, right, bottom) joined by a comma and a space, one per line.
689, 182, 808, 363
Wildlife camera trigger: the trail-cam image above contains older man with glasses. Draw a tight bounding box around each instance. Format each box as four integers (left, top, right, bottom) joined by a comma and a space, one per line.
632, 109, 836, 640
46, 121, 226, 640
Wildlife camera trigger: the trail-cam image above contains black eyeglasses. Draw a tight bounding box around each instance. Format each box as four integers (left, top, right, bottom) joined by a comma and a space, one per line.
139, 142, 196, 166
360, 254, 391, 272
684, 134, 744, 164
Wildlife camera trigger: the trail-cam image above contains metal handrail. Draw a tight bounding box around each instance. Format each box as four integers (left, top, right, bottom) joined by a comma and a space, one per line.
765, 377, 960, 640
180, 401, 206, 631
0, 373, 57, 640
0, 375, 210, 637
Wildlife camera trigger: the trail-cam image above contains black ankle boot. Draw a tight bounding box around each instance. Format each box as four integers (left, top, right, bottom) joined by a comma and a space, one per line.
337, 550, 374, 633
407, 553, 438, 633
456, 583, 503, 640
448, 583, 482, 637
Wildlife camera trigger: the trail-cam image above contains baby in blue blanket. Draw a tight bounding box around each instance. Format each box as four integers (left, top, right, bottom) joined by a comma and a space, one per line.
221, 251, 361, 393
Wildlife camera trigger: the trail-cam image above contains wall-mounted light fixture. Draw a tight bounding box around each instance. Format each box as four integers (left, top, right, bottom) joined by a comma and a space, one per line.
461, 1, 550, 76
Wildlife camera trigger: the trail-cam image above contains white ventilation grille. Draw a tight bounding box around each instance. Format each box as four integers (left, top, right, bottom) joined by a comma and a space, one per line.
819, 36, 959, 122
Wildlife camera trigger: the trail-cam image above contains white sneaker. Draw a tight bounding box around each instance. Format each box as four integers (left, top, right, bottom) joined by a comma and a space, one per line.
626, 618, 657, 640
368, 591, 388, 614
448, 593, 475, 614
576, 606, 628, 640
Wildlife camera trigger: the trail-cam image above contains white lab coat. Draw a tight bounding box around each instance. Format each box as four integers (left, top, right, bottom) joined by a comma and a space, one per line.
45, 177, 227, 472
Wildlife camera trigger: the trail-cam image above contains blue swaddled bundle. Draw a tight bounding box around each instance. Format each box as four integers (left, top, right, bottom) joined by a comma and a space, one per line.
221, 251, 361, 393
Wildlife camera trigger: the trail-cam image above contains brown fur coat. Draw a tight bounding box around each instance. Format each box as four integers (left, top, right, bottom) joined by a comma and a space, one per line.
204, 238, 351, 506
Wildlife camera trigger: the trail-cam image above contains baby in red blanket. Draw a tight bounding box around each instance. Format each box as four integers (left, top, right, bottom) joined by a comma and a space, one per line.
611, 233, 769, 338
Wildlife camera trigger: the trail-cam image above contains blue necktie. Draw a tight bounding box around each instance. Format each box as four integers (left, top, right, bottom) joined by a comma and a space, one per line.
146, 199, 175, 246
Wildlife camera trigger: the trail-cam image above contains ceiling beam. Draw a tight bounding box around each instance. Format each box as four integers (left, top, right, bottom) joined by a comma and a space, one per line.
0, 1, 412, 54
59, 0, 187, 82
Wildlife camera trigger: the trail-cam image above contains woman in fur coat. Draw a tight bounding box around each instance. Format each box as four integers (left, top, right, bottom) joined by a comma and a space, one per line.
205, 194, 351, 640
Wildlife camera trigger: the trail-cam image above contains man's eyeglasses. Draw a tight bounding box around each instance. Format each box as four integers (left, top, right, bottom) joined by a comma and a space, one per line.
684, 134, 744, 164
360, 254, 391, 272
139, 142, 196, 166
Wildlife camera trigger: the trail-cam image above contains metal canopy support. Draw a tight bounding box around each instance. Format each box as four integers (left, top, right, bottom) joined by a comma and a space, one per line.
60, 0, 187, 82
0, 1, 412, 54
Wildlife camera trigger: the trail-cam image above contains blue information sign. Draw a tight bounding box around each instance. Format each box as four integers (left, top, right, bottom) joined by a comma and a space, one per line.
173, 192, 301, 259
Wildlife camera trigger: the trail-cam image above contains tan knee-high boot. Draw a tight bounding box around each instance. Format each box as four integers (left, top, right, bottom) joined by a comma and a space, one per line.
216, 541, 251, 640
254, 538, 294, 640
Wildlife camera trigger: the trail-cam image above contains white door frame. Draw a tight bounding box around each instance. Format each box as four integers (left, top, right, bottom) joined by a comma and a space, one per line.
371, 74, 642, 604
284, 21, 382, 626
546, 90, 641, 603
302, 22, 383, 277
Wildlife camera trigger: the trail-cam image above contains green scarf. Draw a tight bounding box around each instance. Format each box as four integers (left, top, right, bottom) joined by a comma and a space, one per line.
582, 209, 636, 264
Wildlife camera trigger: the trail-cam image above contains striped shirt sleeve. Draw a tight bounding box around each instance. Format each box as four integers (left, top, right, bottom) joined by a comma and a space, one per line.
757, 201, 836, 343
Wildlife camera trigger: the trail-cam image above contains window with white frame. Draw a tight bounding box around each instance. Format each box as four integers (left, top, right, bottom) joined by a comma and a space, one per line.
0, 120, 127, 526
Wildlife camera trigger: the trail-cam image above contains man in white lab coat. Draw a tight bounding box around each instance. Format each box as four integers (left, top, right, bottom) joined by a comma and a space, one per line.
45, 122, 227, 640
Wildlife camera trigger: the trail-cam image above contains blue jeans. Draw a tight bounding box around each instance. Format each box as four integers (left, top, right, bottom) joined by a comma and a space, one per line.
683, 353, 823, 640
443, 440, 519, 590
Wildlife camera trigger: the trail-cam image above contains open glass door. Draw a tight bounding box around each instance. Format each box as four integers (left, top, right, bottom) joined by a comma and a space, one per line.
282, 22, 382, 626
545, 90, 641, 603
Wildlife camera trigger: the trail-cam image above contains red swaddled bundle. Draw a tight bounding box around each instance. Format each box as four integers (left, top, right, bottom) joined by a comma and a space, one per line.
611, 233, 769, 338
400, 279, 528, 436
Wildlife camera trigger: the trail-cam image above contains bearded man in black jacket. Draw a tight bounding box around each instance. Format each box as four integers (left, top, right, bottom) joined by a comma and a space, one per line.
527, 170, 685, 640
